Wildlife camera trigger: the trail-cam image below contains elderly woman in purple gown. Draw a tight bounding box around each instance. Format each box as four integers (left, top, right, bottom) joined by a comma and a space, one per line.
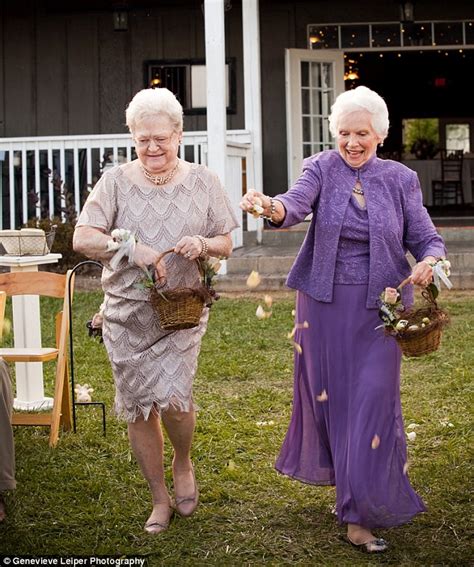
240, 86, 446, 553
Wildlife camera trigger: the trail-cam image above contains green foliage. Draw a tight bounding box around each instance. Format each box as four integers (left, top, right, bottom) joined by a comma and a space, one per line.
1, 291, 472, 565
404, 118, 440, 159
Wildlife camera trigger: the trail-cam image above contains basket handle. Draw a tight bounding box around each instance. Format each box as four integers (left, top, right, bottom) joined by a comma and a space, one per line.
397, 276, 412, 290
153, 247, 205, 288
157, 248, 177, 262
397, 275, 437, 306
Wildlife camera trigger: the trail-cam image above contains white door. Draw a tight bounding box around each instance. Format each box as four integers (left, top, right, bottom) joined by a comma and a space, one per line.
285, 49, 345, 185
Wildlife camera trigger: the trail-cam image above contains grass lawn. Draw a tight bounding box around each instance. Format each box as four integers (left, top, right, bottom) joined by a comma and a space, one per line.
0, 290, 472, 566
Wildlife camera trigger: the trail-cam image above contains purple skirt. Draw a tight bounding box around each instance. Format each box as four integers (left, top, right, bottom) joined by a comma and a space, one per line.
276, 285, 426, 529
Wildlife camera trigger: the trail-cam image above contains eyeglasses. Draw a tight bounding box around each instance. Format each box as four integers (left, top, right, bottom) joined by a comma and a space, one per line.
134, 133, 176, 149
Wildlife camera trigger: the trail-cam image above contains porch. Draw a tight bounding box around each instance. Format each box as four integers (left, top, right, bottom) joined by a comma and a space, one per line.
0, 130, 262, 249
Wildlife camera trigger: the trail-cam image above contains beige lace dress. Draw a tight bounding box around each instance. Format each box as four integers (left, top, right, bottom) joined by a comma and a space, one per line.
76, 162, 239, 421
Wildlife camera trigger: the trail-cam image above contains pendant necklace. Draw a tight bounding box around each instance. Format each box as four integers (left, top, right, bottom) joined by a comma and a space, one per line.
353, 170, 364, 195
141, 160, 180, 185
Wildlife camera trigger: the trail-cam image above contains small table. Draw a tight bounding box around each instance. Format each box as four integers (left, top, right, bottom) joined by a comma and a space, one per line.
0, 253, 62, 410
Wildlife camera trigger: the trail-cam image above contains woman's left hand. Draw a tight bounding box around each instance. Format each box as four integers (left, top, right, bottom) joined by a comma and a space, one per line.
175, 236, 203, 260
411, 260, 433, 286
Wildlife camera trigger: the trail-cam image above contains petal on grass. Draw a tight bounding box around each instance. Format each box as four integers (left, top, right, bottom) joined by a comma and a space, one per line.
264, 294, 273, 308
407, 431, 417, 441
403, 462, 409, 475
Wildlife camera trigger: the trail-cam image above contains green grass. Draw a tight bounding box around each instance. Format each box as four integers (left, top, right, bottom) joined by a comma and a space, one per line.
1, 291, 473, 566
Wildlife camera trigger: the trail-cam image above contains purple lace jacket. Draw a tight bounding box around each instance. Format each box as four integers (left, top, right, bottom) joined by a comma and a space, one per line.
274, 150, 446, 308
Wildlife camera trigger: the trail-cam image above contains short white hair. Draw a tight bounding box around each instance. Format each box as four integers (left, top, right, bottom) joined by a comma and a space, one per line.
125, 88, 183, 133
328, 86, 389, 141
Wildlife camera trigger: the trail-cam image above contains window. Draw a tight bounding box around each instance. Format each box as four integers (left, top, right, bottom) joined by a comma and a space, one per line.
445, 124, 470, 152
145, 59, 236, 114
308, 20, 474, 50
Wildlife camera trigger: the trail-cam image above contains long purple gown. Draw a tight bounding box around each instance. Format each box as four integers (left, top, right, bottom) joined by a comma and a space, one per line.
275, 196, 426, 529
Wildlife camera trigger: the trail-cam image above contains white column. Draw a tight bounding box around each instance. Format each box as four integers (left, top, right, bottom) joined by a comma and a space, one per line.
242, 0, 264, 241
204, 0, 227, 187
0, 254, 62, 410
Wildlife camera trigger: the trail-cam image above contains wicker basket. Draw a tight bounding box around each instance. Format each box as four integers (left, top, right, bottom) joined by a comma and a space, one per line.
149, 249, 212, 331
390, 278, 449, 358
0, 227, 56, 256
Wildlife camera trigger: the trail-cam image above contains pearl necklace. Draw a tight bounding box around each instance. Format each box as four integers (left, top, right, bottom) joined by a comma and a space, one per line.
140, 160, 180, 185
352, 185, 364, 195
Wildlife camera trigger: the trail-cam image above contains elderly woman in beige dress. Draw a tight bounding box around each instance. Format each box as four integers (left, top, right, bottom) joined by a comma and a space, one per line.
73, 88, 238, 534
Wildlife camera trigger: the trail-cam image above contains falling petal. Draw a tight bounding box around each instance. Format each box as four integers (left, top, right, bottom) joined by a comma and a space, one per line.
371, 434, 381, 449
256, 305, 266, 320
316, 389, 328, 402
293, 341, 303, 354
264, 294, 273, 308
291, 309, 296, 317
302, 320, 309, 328
407, 431, 417, 441
287, 326, 297, 339
246, 270, 262, 288
403, 462, 409, 475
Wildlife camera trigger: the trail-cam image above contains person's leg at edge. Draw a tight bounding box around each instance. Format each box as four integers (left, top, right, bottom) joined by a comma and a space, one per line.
127, 414, 173, 533
161, 406, 197, 516
0, 359, 16, 522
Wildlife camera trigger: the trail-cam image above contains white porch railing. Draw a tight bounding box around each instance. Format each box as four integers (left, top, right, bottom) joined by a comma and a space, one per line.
0, 130, 257, 247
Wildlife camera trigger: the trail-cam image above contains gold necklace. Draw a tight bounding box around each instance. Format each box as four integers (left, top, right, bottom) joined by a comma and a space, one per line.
140, 160, 180, 185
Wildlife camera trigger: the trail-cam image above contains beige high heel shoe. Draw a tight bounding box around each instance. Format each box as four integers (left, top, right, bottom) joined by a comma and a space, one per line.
174, 467, 199, 517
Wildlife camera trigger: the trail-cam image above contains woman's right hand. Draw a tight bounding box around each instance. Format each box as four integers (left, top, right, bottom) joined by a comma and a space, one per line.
240, 189, 271, 215
132, 242, 167, 281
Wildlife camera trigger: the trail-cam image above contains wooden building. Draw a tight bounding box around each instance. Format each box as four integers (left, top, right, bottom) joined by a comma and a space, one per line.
1, 0, 474, 235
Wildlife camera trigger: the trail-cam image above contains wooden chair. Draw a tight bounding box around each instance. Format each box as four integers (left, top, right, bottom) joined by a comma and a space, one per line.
0, 270, 74, 447
432, 149, 465, 206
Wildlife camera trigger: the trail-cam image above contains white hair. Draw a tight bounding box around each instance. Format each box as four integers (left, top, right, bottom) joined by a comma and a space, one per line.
328, 86, 389, 141
125, 88, 183, 133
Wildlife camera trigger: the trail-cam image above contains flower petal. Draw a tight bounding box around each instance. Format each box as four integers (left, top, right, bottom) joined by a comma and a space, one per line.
256, 305, 266, 319
264, 294, 273, 308
293, 341, 303, 354
371, 434, 380, 449
246, 270, 261, 289
316, 389, 328, 402
287, 326, 297, 339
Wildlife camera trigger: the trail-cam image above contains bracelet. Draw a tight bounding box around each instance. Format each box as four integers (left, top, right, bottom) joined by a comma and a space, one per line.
195, 235, 208, 258
262, 198, 276, 222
